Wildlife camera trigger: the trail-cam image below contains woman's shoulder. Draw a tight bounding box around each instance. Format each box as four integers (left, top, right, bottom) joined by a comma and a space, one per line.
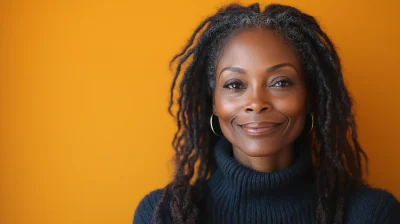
346, 186, 400, 223
133, 188, 168, 224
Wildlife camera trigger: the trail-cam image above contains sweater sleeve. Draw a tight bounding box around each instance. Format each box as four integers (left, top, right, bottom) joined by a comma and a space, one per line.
133, 189, 164, 224
347, 187, 400, 224
382, 190, 400, 224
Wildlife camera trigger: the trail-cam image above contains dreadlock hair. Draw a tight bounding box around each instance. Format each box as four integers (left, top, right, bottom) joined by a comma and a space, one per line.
153, 3, 369, 224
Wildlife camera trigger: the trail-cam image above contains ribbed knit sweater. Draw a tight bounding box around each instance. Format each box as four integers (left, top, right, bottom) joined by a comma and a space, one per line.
134, 137, 400, 223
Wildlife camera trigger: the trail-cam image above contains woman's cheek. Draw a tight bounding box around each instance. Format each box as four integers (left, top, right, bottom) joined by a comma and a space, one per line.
275, 96, 305, 116
215, 93, 243, 117
274, 95, 307, 137
272, 86, 307, 114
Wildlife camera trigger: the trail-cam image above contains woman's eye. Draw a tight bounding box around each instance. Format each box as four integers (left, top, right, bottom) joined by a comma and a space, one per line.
272, 80, 292, 87
223, 81, 245, 90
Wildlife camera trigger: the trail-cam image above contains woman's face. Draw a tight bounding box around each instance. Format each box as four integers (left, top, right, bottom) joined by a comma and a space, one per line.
213, 28, 308, 157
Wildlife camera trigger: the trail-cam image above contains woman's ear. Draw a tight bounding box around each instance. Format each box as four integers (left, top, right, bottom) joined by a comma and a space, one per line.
213, 105, 217, 116
212, 98, 218, 116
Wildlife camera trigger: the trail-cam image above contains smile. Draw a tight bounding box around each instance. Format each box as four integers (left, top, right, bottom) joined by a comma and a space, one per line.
239, 122, 282, 136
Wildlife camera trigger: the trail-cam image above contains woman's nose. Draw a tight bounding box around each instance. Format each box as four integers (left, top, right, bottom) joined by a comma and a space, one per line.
244, 88, 271, 114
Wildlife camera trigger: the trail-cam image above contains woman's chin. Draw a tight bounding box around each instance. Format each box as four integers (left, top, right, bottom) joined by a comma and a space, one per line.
235, 141, 281, 157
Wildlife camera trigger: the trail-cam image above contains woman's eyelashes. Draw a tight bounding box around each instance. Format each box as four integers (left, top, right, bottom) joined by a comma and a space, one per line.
222, 79, 293, 91
222, 80, 245, 90
271, 80, 292, 87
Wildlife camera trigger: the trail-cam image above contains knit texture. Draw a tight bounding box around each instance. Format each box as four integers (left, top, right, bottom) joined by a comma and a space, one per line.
134, 137, 400, 224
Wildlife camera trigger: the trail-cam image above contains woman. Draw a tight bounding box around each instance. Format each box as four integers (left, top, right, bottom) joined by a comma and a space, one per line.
134, 3, 400, 224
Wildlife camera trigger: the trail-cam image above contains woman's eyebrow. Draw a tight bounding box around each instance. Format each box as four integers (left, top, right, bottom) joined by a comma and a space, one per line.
266, 63, 298, 74
219, 62, 298, 78
219, 66, 246, 77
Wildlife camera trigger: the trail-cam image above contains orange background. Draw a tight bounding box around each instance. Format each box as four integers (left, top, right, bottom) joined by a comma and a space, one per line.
0, 0, 399, 223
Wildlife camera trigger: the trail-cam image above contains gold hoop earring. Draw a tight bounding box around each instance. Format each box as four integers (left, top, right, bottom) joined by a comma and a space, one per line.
210, 114, 221, 136
308, 112, 314, 135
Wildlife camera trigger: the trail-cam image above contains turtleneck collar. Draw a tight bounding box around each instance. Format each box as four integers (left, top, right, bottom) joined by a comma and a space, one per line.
209, 136, 314, 193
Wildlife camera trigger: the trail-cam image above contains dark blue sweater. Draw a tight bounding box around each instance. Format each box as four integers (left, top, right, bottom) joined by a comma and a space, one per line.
134, 137, 400, 223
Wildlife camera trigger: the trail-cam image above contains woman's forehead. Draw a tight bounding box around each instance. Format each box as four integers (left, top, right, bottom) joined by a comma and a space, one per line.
216, 28, 302, 72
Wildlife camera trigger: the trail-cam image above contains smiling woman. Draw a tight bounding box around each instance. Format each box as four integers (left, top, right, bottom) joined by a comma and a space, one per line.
214, 28, 307, 171
133, 2, 400, 224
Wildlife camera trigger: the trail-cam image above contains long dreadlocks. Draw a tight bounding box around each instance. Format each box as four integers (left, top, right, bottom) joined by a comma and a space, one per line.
153, 3, 369, 224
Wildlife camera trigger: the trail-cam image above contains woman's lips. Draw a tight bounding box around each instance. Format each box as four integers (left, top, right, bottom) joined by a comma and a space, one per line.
239, 122, 282, 136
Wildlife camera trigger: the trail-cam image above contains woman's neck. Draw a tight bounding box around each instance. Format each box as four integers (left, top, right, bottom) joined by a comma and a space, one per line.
232, 144, 294, 173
